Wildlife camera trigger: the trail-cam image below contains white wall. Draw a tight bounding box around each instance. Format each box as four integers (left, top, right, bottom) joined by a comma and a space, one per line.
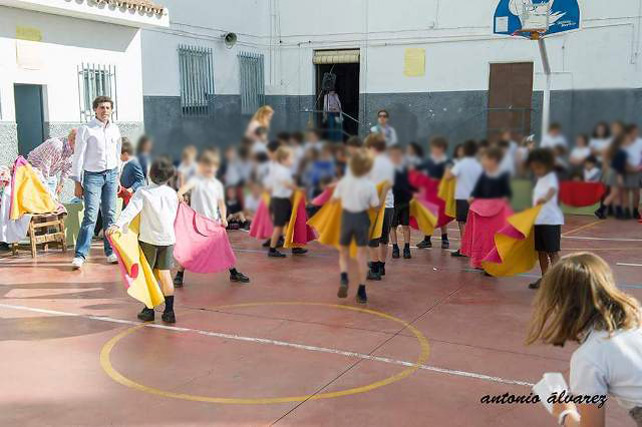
0, 5, 144, 123
141, 0, 269, 97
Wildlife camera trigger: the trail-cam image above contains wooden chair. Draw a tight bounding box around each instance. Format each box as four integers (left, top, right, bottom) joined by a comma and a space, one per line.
11, 212, 67, 258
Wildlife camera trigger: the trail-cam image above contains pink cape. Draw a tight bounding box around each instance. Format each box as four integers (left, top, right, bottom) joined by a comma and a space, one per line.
285, 191, 316, 248
311, 188, 333, 207
460, 199, 513, 269
249, 197, 273, 240
173, 203, 237, 274
408, 170, 453, 228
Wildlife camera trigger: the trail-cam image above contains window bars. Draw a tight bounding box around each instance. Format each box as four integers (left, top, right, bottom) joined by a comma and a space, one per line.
77, 63, 118, 122
238, 52, 265, 115
178, 45, 215, 116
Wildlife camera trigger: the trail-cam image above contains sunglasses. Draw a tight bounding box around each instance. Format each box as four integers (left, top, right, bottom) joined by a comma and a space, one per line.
378, 114, 388, 118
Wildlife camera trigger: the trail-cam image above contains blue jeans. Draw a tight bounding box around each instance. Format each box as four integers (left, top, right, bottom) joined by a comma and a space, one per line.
74, 168, 118, 259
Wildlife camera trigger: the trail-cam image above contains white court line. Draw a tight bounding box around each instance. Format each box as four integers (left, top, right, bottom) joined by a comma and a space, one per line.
617, 263, 642, 268
563, 236, 642, 242
0, 302, 533, 388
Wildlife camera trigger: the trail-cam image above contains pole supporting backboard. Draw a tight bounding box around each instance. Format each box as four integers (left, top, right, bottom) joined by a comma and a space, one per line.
538, 39, 552, 138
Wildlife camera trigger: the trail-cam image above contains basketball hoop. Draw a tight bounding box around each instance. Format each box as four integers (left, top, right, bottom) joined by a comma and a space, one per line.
510, 0, 551, 39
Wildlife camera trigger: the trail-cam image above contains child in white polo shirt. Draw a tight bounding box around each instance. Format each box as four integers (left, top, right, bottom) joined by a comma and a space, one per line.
527, 148, 564, 290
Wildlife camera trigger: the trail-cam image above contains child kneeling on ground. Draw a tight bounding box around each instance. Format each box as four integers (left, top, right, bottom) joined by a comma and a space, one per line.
333, 148, 388, 304
108, 156, 179, 323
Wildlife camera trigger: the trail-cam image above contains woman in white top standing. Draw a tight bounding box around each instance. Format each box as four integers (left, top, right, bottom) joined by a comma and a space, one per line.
246, 105, 274, 149
527, 253, 642, 427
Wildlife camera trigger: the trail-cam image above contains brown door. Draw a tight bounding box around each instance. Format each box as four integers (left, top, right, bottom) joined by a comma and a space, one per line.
487, 62, 533, 142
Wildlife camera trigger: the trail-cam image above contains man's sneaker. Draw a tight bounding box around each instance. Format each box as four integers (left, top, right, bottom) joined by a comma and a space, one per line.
528, 279, 542, 290
230, 271, 250, 283
403, 247, 412, 259
268, 250, 286, 258
291, 247, 308, 255
451, 250, 465, 258
137, 307, 155, 322
416, 239, 432, 249
161, 311, 176, 324
71, 257, 84, 270
391, 246, 400, 259
106, 254, 119, 264
441, 239, 450, 249
173, 274, 184, 288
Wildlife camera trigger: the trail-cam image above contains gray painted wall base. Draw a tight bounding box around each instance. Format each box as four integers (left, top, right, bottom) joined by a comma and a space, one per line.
144, 88, 642, 158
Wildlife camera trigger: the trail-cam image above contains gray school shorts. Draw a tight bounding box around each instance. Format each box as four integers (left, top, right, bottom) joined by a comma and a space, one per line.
340, 210, 371, 247
139, 241, 175, 270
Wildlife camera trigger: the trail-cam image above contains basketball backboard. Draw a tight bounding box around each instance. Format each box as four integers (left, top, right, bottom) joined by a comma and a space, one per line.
494, 0, 581, 39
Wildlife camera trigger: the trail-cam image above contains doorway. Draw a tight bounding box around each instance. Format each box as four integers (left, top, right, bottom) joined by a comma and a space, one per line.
14, 84, 46, 155
487, 62, 533, 141
315, 61, 360, 140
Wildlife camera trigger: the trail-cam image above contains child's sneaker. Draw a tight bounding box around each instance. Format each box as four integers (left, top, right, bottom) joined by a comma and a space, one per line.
337, 276, 349, 298
634, 208, 641, 220
391, 245, 400, 259
137, 307, 155, 322
356, 285, 368, 304
268, 249, 286, 258
528, 279, 541, 290
173, 272, 184, 287
441, 239, 450, 249
450, 250, 465, 258
367, 270, 381, 281
594, 206, 606, 219
416, 238, 432, 249
291, 247, 308, 255
379, 263, 386, 276
162, 311, 176, 324
403, 246, 411, 259
230, 270, 250, 283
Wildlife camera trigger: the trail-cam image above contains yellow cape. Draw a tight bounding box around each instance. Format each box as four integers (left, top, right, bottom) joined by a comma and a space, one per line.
10, 161, 57, 219
481, 205, 543, 278
409, 199, 437, 236
284, 190, 308, 249
109, 215, 165, 309
307, 182, 387, 257
438, 178, 456, 219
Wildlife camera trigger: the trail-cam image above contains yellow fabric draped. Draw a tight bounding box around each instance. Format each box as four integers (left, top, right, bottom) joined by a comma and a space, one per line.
10, 162, 56, 220
409, 199, 437, 236
261, 192, 271, 205
308, 182, 387, 257
438, 178, 456, 219
108, 215, 165, 309
284, 190, 307, 249
482, 206, 543, 278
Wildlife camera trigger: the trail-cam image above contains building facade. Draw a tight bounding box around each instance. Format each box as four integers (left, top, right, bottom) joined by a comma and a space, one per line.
141, 0, 642, 155
0, 0, 169, 166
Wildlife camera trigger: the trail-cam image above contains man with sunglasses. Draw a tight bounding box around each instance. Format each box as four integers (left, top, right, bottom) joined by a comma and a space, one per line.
370, 109, 399, 147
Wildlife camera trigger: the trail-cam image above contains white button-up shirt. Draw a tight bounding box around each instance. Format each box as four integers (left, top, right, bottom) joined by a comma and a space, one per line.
71, 118, 121, 181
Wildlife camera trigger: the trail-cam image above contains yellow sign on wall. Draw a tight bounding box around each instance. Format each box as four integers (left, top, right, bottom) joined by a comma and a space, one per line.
404, 48, 425, 77
16, 26, 42, 42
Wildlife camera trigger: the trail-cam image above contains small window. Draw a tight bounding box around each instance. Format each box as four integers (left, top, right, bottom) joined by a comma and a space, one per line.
178, 45, 215, 116
238, 52, 265, 115
77, 63, 117, 122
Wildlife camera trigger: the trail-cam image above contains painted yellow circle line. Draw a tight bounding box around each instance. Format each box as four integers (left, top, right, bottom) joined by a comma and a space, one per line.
100, 302, 430, 404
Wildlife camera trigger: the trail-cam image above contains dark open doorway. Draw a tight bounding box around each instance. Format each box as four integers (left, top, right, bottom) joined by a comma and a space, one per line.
315, 62, 360, 140
14, 84, 46, 155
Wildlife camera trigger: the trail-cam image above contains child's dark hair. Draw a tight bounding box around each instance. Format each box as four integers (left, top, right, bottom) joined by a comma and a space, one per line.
462, 139, 478, 157
267, 140, 282, 154
408, 141, 424, 158
429, 136, 448, 151
255, 126, 268, 137
346, 136, 363, 148
149, 156, 175, 185
121, 138, 134, 155
585, 155, 597, 166
291, 131, 304, 144
527, 148, 555, 170
137, 135, 153, 155
483, 146, 504, 163
276, 132, 291, 142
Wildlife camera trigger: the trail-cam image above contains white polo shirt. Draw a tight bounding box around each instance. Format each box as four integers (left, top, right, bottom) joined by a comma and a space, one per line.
533, 172, 564, 225
368, 154, 395, 208
72, 118, 121, 180
333, 174, 379, 213
270, 163, 294, 198
189, 175, 225, 221
452, 156, 483, 200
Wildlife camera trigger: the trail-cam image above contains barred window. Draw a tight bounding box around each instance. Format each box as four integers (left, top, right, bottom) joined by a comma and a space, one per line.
178, 45, 215, 116
77, 63, 118, 122
238, 52, 265, 115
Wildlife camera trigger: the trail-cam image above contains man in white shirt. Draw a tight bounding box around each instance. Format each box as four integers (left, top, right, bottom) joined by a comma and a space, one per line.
71, 96, 122, 269
370, 109, 399, 147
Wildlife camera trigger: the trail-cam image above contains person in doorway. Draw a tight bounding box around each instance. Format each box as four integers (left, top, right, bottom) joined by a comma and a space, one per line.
323, 90, 343, 142
370, 109, 398, 147
27, 128, 77, 198
70, 96, 121, 269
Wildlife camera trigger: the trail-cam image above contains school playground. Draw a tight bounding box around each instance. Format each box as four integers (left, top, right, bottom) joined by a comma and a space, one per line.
0, 216, 639, 426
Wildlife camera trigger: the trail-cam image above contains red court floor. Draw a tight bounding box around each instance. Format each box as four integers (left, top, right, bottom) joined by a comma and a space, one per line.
1, 216, 640, 426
